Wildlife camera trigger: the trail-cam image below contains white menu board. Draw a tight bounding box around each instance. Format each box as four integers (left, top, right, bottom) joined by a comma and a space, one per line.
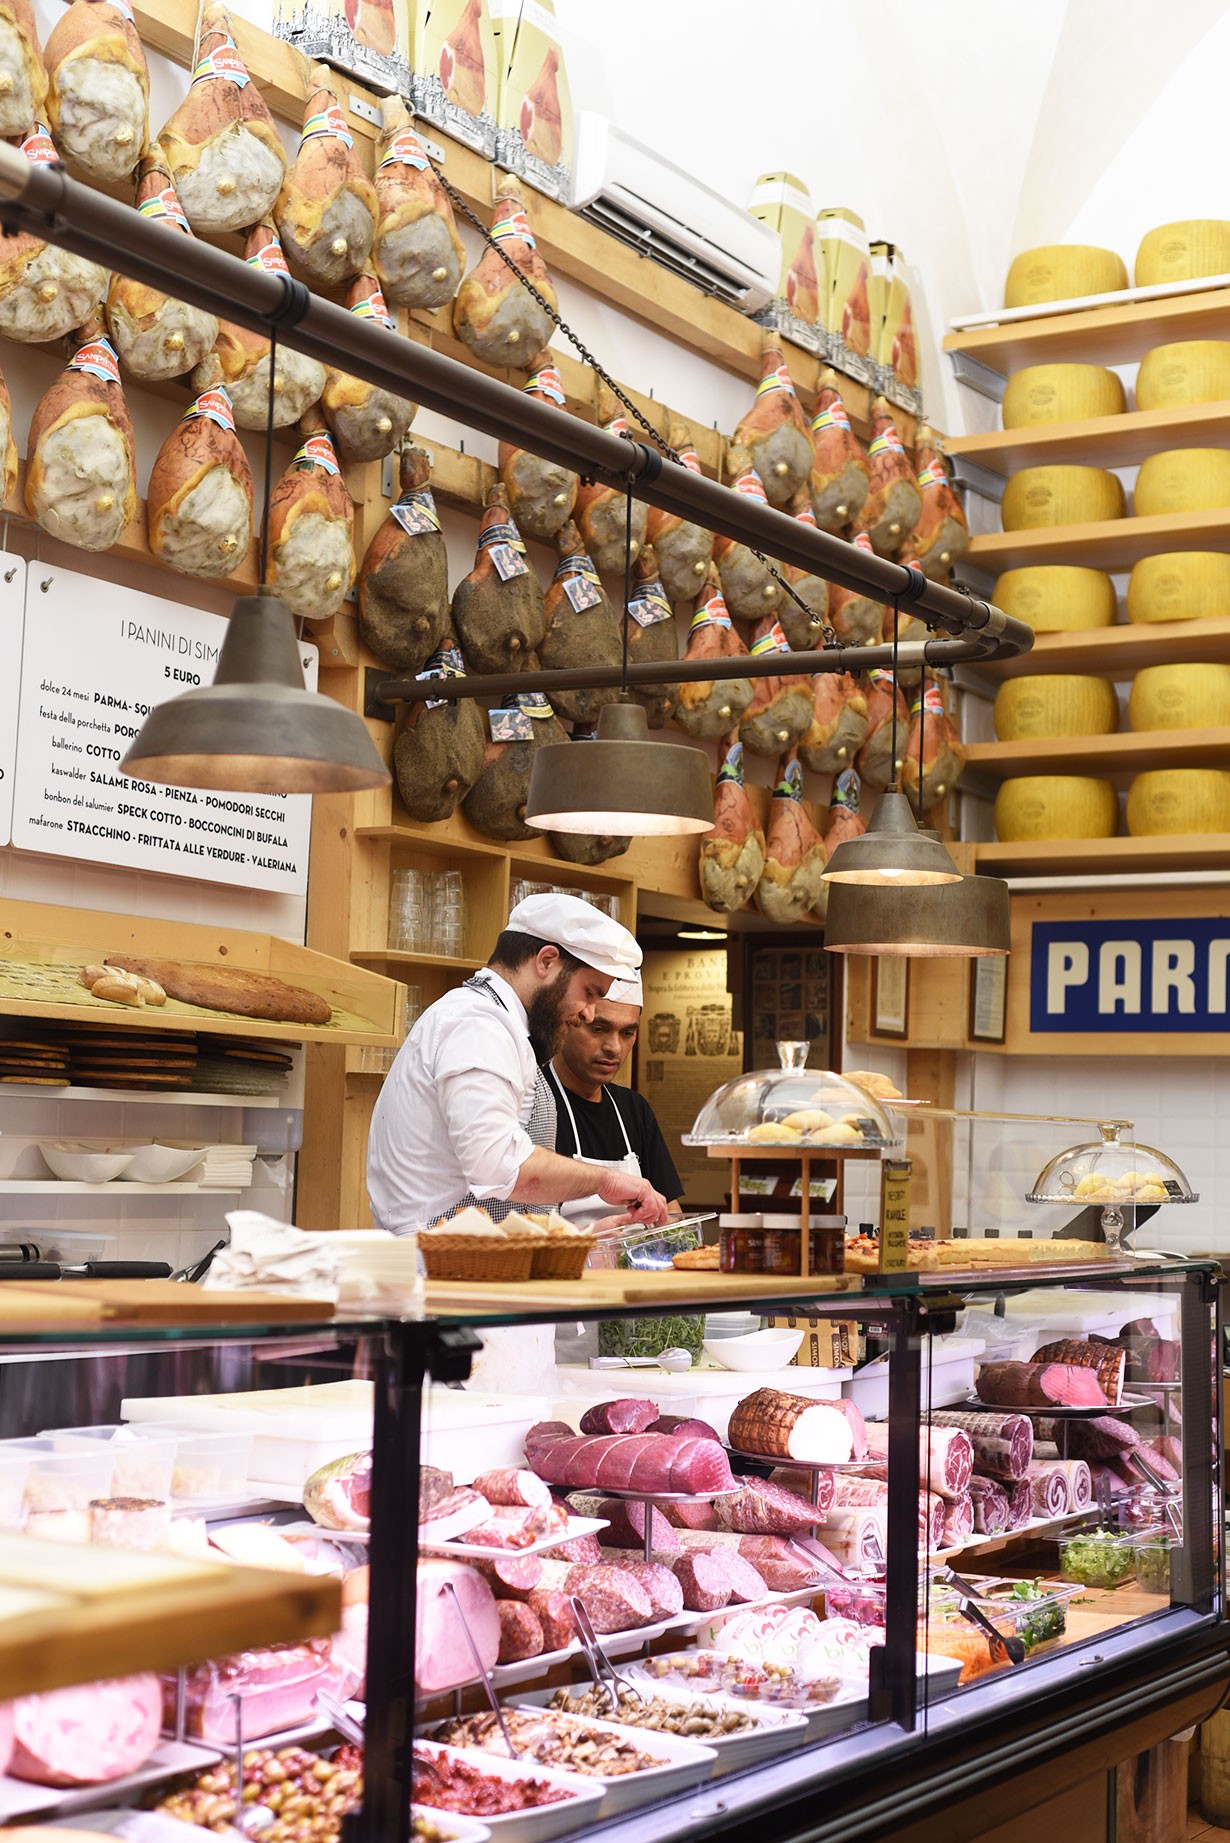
11, 570, 317, 897
0, 555, 25, 847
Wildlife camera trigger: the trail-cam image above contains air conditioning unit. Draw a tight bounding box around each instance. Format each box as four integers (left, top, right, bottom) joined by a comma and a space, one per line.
569, 111, 780, 314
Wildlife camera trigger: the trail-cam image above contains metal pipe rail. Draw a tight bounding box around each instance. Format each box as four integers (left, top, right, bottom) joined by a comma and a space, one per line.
0, 142, 1033, 667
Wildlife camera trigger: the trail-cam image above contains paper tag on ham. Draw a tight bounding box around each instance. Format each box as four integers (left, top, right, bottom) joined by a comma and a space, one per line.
515, 690, 553, 718
756, 362, 796, 398
691, 592, 731, 631
773, 758, 804, 800
831, 767, 861, 811
628, 586, 672, 627
20, 123, 58, 164
379, 130, 430, 170
852, 531, 874, 554
869, 668, 896, 689
733, 468, 768, 502
350, 284, 393, 330
489, 542, 528, 581
562, 572, 603, 613
677, 445, 702, 474
911, 682, 944, 717
296, 434, 341, 476
717, 739, 746, 785
138, 186, 190, 233
70, 337, 120, 384
490, 706, 534, 741
916, 457, 947, 490
391, 485, 441, 535
812, 399, 851, 433
525, 365, 565, 405
183, 387, 236, 433
604, 413, 631, 438
492, 202, 535, 247
247, 238, 290, 274
751, 621, 790, 655
302, 102, 353, 147
869, 426, 906, 458
794, 501, 818, 528
192, 42, 251, 86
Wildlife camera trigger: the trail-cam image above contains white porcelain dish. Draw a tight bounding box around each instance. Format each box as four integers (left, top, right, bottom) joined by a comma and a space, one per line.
702, 1327, 805, 1373
120, 1144, 207, 1184
515, 1682, 805, 1778
39, 1143, 134, 1184
412, 1741, 604, 1843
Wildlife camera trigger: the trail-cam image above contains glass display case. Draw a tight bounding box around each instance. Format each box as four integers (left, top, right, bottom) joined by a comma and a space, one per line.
683, 1041, 903, 1152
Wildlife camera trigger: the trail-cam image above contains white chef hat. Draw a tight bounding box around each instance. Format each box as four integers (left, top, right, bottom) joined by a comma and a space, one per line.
604, 973, 643, 1008
506, 893, 642, 982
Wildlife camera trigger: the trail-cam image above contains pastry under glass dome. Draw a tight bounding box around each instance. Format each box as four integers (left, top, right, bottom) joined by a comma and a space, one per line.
1027, 1120, 1196, 1255
683, 1041, 904, 1151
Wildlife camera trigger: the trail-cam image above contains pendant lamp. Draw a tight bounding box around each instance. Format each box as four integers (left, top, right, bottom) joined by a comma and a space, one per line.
525, 699, 712, 835
824, 863, 1010, 956
121, 326, 389, 796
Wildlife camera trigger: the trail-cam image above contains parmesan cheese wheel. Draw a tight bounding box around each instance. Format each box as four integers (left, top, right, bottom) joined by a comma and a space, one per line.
1134, 448, 1230, 516
1128, 663, 1230, 731
995, 775, 1118, 841
1004, 245, 1128, 309
1127, 552, 1230, 623
1136, 341, 1230, 410
994, 676, 1118, 740
1001, 466, 1125, 530
1134, 220, 1230, 288
994, 566, 1117, 632
1001, 365, 1125, 428
1127, 769, 1230, 835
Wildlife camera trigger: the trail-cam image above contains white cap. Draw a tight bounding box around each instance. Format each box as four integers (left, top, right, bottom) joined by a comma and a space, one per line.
605, 973, 643, 1008
506, 893, 642, 982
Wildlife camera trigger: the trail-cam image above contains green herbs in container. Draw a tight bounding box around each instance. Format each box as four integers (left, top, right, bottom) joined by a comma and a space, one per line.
597, 1220, 706, 1363
1058, 1527, 1136, 1589
1004, 1579, 1068, 1648
1134, 1534, 1173, 1594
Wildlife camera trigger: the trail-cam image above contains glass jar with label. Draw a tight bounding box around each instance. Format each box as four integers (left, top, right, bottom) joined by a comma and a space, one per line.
810, 1219, 846, 1275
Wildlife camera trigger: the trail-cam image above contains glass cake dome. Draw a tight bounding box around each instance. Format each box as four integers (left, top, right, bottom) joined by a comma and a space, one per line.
1028, 1121, 1197, 1206
683, 1041, 904, 1150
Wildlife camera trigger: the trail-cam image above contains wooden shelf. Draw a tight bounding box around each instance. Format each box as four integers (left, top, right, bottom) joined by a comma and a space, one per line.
968, 508, 1230, 574
0, 1083, 291, 1107
970, 615, 1230, 681
0, 1528, 340, 1700
354, 825, 507, 862
973, 833, 1230, 875
948, 399, 1230, 477
0, 1180, 247, 1195
965, 725, 1230, 782
944, 284, 1230, 378
350, 948, 485, 972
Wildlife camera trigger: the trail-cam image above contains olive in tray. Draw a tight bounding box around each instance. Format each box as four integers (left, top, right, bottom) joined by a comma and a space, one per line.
427, 1707, 657, 1778
151, 1745, 362, 1840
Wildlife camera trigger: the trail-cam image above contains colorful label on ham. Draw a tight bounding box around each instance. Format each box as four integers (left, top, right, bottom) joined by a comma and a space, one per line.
628, 584, 672, 627
480, 517, 527, 554
183, 387, 235, 433
416, 640, 463, 711
869, 668, 896, 689
489, 706, 534, 741
869, 426, 906, 458
917, 458, 947, 490
192, 42, 250, 86
717, 739, 746, 785
831, 767, 861, 811
852, 531, 874, 554
755, 362, 796, 398
677, 444, 702, 474
295, 433, 340, 476
350, 285, 393, 330
910, 682, 945, 717
70, 337, 120, 384
391, 485, 441, 535
604, 413, 631, 438
379, 131, 430, 171
691, 591, 731, 631
515, 690, 553, 718
489, 543, 528, 581
247, 237, 289, 274
21, 123, 58, 165
561, 572, 603, 613
302, 103, 353, 147
751, 621, 790, 655
492, 201, 535, 247
733, 468, 768, 503
795, 502, 818, 528
811, 398, 851, 433
773, 758, 804, 801
526, 365, 565, 406
138, 186, 190, 233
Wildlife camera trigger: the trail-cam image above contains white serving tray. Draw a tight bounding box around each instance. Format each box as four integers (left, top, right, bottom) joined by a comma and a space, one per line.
515, 1683, 806, 1778
422, 1515, 609, 1560
0, 1741, 223, 1821
412, 1741, 604, 1843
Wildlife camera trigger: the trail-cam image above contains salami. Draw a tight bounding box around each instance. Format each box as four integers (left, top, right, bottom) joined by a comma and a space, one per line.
496, 1601, 544, 1663
863, 1423, 973, 1502
562, 1564, 653, 1633
659, 1499, 722, 1532
612, 1560, 685, 1619
544, 1531, 604, 1566
565, 1495, 679, 1552
1040, 1415, 1139, 1462
471, 1553, 542, 1600
1032, 1339, 1125, 1406
526, 1588, 576, 1651
472, 1468, 552, 1509
931, 1410, 1034, 1481
707, 1548, 768, 1602
647, 1415, 721, 1441
716, 1475, 827, 1534
525, 1423, 735, 1494
976, 1360, 1108, 1410
580, 1399, 660, 1435
671, 1551, 732, 1613
968, 1477, 1010, 1535
736, 1536, 820, 1591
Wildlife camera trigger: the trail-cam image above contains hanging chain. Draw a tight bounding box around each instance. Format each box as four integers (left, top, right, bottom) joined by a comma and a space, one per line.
431, 163, 838, 649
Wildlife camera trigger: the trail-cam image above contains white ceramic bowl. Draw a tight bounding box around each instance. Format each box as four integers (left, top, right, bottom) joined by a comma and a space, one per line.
702, 1327, 805, 1373
40, 1143, 134, 1184
120, 1144, 206, 1184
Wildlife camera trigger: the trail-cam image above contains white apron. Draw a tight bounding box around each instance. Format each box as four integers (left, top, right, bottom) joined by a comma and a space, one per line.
547, 1068, 643, 1368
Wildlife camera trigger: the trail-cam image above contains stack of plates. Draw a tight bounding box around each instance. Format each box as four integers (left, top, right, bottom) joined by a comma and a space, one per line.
54, 1028, 199, 1090
195, 1144, 259, 1188
0, 1033, 69, 1086
337, 1236, 423, 1312
191, 1038, 295, 1096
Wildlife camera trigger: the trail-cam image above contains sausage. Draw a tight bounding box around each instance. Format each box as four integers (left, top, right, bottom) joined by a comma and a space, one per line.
670, 1551, 733, 1613
526, 1589, 577, 1652
472, 1468, 552, 1510
611, 1561, 684, 1620
544, 1532, 604, 1566
471, 1553, 542, 1600
496, 1600, 544, 1663
709, 1549, 768, 1603
562, 1563, 653, 1634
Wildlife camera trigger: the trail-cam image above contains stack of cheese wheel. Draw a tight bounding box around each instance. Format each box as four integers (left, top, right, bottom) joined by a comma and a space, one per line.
1129, 663, 1230, 731
995, 566, 1116, 632
1137, 341, 1230, 410
1128, 553, 1230, 622
1135, 220, 1230, 287
1134, 449, 1230, 516
995, 776, 1118, 841
1004, 244, 1128, 309
1001, 365, 1124, 428
1127, 770, 1230, 835
995, 676, 1118, 740
1002, 466, 1124, 530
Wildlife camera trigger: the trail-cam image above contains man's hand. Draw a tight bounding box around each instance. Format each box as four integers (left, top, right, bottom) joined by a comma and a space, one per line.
596, 1167, 669, 1225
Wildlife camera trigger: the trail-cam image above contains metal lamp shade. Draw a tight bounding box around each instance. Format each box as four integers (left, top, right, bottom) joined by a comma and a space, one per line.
824, 869, 1011, 957
121, 594, 390, 794
823, 788, 962, 885
525, 701, 713, 836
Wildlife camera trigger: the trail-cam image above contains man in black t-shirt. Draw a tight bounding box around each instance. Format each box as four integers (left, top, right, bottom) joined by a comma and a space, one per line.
545, 975, 683, 1221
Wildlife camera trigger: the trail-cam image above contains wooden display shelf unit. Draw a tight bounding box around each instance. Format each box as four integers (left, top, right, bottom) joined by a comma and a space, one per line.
947, 398, 1230, 477
967, 507, 1230, 575
0, 1529, 340, 1700
967, 614, 1230, 683
973, 833, 1230, 875
711, 1143, 881, 1281
965, 724, 1230, 782
943, 283, 1230, 379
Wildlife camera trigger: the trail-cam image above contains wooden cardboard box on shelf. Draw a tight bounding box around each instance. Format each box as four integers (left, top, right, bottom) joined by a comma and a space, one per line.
766, 1312, 863, 1369
410, 0, 500, 157
273, 0, 413, 96
748, 170, 823, 355
489, 0, 575, 202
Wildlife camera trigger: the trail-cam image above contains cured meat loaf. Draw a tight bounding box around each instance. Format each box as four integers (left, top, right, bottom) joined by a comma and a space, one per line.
103, 956, 331, 1025
967, 1476, 1010, 1536
716, 1474, 828, 1534
562, 1563, 652, 1634
736, 1535, 820, 1591
670, 1550, 735, 1613
496, 1600, 543, 1663
1027, 1462, 1070, 1519
566, 1495, 678, 1553
417, 1560, 499, 1694
472, 1467, 552, 1509
1031, 1339, 1125, 1406
611, 1560, 684, 1619
579, 1399, 660, 1435
1004, 1481, 1033, 1530
975, 1360, 1108, 1410
931, 1409, 1033, 1481
544, 1531, 603, 1566
863, 1422, 973, 1503
727, 1390, 854, 1464
10, 1676, 161, 1785
525, 1423, 735, 1495
828, 1475, 945, 1550
470, 1553, 542, 1600
648, 1414, 721, 1441
526, 1588, 576, 1651
941, 1496, 973, 1549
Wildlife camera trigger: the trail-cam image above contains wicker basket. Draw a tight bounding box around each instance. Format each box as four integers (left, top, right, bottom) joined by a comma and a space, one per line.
530, 1237, 596, 1280
419, 1235, 537, 1283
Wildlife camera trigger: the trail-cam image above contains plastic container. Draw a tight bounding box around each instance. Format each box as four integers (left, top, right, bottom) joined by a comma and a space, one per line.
0, 1447, 30, 1528
683, 1042, 902, 1152
843, 1337, 986, 1421
5, 1437, 115, 1520
38, 1424, 177, 1501
131, 1423, 253, 1502
1057, 1526, 1137, 1588
1133, 1532, 1174, 1593
598, 1219, 706, 1364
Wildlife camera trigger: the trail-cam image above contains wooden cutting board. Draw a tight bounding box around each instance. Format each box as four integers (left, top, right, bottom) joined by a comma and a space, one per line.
0, 1286, 112, 1327
22, 1282, 335, 1324
424, 1271, 862, 1315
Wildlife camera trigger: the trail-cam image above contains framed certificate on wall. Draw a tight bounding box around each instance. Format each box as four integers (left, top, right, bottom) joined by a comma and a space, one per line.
871, 956, 909, 1038
969, 954, 1008, 1044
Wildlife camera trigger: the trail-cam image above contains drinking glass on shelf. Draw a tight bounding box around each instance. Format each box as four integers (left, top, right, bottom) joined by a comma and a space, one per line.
404, 985, 423, 1030
389, 868, 428, 953
430, 871, 466, 959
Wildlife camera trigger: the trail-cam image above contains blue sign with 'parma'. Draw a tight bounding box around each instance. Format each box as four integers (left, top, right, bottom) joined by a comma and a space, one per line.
1030, 917, 1230, 1033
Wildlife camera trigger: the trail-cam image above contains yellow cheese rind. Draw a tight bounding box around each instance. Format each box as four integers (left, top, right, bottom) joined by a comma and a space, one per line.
994, 676, 1119, 741
1134, 220, 1230, 289
1134, 448, 1230, 516
1128, 663, 1230, 731
994, 566, 1116, 632
1127, 552, 1230, 623
1002, 365, 1125, 429
1136, 341, 1230, 411
1004, 245, 1127, 309
1001, 466, 1125, 531
1126, 768, 1230, 835
995, 775, 1118, 841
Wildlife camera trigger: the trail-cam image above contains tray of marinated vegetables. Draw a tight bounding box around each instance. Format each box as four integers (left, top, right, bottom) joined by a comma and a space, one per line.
516, 1681, 807, 1776
412, 1742, 603, 1843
